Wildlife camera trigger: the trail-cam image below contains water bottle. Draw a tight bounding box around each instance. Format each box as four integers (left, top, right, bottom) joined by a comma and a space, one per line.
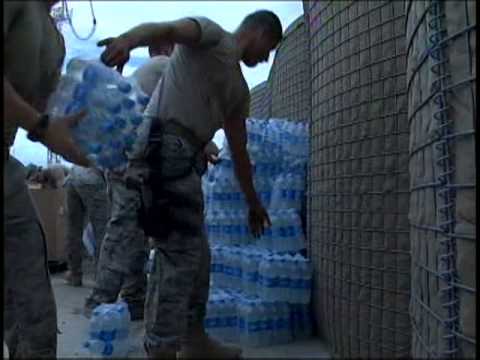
263, 302, 274, 346
230, 247, 242, 289
237, 296, 249, 346
291, 210, 306, 252
270, 175, 287, 210
258, 254, 273, 302
233, 211, 244, 245
225, 297, 238, 342
248, 301, 262, 347
210, 246, 219, 286
223, 247, 235, 285
300, 257, 313, 304
205, 296, 221, 340
216, 211, 227, 245
46, 75, 81, 117
274, 211, 288, 252
242, 248, 254, 296
275, 302, 292, 344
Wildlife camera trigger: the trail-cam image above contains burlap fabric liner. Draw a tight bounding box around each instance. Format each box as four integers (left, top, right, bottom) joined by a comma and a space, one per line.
407, 0, 476, 358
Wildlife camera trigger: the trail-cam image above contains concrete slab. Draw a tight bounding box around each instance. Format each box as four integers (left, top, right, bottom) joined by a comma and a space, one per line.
52, 272, 330, 358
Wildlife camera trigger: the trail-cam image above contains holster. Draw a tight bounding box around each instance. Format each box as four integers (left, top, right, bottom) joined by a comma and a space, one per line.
135, 119, 207, 238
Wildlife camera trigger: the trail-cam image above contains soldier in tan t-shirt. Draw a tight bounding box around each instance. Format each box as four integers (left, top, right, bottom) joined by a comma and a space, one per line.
98, 10, 283, 358
4, 1, 90, 358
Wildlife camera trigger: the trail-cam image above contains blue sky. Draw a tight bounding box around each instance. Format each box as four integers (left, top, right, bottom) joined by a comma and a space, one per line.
10, 1, 304, 167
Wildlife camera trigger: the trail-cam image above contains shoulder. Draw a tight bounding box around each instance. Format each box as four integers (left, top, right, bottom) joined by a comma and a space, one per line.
4, 1, 27, 32
187, 16, 226, 48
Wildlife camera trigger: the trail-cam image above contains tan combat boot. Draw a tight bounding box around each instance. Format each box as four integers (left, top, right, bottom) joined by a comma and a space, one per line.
64, 270, 82, 287
178, 324, 242, 359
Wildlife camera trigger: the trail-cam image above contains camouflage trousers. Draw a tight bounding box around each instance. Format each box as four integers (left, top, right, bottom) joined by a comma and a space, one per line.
64, 170, 109, 275
144, 134, 210, 351
87, 170, 147, 305
3, 157, 57, 358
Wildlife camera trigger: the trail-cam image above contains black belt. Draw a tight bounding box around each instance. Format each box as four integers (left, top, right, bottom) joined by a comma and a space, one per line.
149, 118, 207, 152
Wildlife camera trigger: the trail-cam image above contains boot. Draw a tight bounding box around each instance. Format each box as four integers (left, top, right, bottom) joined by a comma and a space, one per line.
64, 270, 82, 287
120, 294, 145, 321
178, 324, 242, 359
126, 299, 145, 321
144, 343, 177, 359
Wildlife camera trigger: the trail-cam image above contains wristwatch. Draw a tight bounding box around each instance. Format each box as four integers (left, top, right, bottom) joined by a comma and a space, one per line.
27, 114, 50, 142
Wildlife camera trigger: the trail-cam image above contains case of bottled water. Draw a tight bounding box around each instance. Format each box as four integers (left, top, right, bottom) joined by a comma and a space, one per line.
83, 301, 131, 357
46, 58, 151, 172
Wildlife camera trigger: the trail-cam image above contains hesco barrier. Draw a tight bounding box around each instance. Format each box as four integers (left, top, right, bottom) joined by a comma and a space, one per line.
269, 16, 311, 122
249, 81, 271, 119
304, 1, 411, 357
406, 1, 476, 358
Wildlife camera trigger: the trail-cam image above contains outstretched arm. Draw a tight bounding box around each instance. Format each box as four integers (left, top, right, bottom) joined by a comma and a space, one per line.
98, 18, 204, 72
224, 116, 271, 237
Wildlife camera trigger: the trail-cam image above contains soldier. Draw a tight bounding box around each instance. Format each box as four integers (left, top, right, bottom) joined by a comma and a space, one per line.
98, 10, 282, 358
85, 47, 223, 321
4, 1, 89, 357
63, 165, 108, 287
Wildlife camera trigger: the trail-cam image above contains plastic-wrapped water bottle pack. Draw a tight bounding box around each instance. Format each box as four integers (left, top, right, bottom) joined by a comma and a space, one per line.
83, 301, 131, 358
204, 288, 312, 347
203, 118, 308, 252
46, 58, 151, 171
205, 208, 306, 252
210, 245, 312, 304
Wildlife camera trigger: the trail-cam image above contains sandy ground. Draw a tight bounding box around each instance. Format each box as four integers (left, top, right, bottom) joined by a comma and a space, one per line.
52, 260, 330, 358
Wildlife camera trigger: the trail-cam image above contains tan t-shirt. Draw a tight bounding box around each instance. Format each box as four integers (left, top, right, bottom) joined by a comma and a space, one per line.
148, 17, 250, 145
4, 1, 66, 159
127, 56, 170, 159
130, 55, 170, 97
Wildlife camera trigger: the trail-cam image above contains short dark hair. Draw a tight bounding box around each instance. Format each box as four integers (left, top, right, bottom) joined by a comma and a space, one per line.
239, 10, 283, 44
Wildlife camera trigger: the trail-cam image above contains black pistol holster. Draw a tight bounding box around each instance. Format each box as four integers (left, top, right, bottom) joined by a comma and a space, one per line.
136, 119, 207, 238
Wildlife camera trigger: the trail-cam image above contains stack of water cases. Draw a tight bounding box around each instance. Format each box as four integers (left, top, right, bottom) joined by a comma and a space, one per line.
203, 118, 313, 347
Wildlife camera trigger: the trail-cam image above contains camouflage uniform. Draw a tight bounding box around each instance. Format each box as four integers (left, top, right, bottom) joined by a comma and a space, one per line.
85, 168, 147, 308
144, 133, 211, 352
64, 166, 109, 275
4, 157, 57, 358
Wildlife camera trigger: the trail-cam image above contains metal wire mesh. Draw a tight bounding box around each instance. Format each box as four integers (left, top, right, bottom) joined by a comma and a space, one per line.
304, 1, 411, 357
406, 1, 476, 357
249, 80, 272, 119
269, 16, 311, 122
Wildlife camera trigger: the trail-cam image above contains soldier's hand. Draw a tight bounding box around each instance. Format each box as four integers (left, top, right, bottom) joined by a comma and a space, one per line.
41, 111, 91, 167
248, 201, 271, 238
97, 36, 132, 74
206, 153, 221, 165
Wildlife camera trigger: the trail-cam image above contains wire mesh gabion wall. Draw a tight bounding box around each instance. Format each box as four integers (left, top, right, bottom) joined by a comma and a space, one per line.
304, 1, 411, 357
269, 15, 311, 122
406, 1, 476, 358
249, 81, 272, 119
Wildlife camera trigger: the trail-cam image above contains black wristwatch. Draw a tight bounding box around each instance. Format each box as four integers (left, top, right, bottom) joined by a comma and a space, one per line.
27, 114, 50, 142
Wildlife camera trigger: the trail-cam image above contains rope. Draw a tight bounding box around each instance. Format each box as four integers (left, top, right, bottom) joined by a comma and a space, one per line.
63, 0, 97, 41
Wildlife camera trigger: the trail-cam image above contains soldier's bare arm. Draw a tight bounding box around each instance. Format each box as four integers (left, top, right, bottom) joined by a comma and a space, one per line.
224, 115, 271, 237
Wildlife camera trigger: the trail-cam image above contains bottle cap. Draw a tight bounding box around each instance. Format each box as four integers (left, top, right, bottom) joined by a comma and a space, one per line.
118, 81, 133, 93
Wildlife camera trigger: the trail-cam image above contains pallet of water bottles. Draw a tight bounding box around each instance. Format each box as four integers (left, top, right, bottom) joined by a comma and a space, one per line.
210, 245, 312, 304
204, 288, 313, 348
